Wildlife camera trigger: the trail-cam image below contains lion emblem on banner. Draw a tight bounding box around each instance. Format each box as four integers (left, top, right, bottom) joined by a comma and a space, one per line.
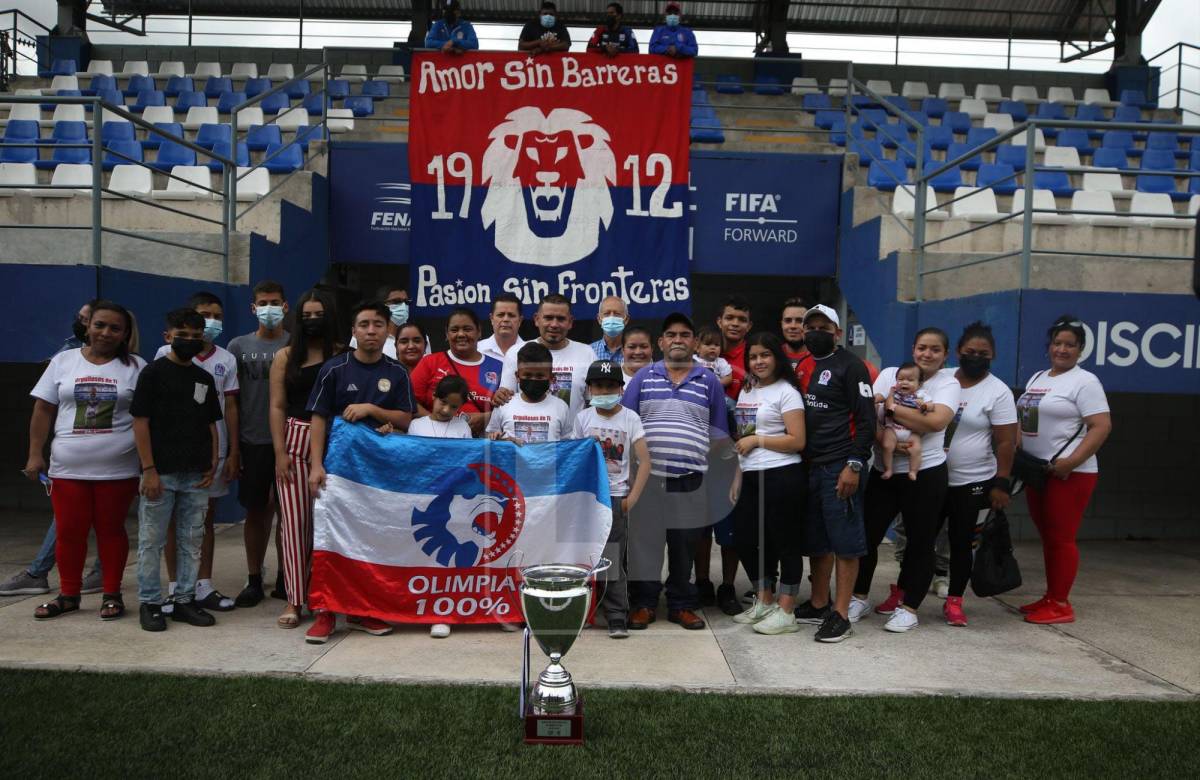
480, 107, 617, 267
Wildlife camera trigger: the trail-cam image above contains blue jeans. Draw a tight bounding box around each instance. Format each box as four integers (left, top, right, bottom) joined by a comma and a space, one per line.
803, 461, 869, 558
136, 472, 208, 605
29, 517, 100, 579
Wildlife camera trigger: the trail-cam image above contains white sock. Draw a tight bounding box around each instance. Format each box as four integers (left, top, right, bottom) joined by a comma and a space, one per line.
196, 579, 214, 600
168, 581, 177, 596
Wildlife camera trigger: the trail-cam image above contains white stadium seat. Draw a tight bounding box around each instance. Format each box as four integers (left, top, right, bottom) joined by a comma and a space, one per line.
183, 106, 219, 130
339, 64, 368, 83
974, 83, 1003, 101
276, 106, 309, 131
950, 186, 1001, 222
78, 59, 114, 77
1011, 188, 1071, 224
901, 81, 930, 100
156, 61, 186, 78
104, 164, 153, 198
1189, 194, 1199, 217
1082, 170, 1135, 199
376, 65, 406, 83
229, 62, 259, 80
892, 184, 948, 220
117, 60, 149, 78
41, 104, 87, 129
1043, 146, 1081, 169
827, 78, 848, 97
1010, 85, 1041, 103
790, 77, 819, 95
1070, 190, 1130, 227
100, 107, 130, 126
190, 61, 222, 80
141, 106, 175, 125
1011, 127, 1046, 151
938, 82, 966, 100
1083, 88, 1118, 108
236, 166, 270, 201
0, 162, 36, 195
152, 165, 212, 200
960, 98, 988, 119
3, 103, 41, 125
232, 107, 264, 128
34, 163, 93, 198
866, 80, 894, 96
326, 108, 355, 133
983, 112, 1015, 133
267, 63, 295, 81
46, 75, 79, 94
1130, 192, 1189, 229
1047, 86, 1077, 105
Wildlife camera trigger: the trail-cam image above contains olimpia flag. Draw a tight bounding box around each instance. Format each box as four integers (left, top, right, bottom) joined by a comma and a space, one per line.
309, 418, 613, 624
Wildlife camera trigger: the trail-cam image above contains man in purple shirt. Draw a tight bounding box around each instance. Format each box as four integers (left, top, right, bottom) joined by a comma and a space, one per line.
621, 312, 730, 630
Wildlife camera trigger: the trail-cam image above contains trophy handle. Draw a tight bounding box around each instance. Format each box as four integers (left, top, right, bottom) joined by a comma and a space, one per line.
520, 626, 530, 718
587, 556, 612, 577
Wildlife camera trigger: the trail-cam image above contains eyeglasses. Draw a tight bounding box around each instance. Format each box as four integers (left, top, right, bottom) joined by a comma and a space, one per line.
1054, 319, 1083, 328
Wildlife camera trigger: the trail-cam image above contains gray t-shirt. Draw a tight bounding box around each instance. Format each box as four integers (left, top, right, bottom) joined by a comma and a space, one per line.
227, 330, 289, 445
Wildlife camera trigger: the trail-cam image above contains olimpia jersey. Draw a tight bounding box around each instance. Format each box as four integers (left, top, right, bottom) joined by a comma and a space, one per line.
797, 348, 877, 466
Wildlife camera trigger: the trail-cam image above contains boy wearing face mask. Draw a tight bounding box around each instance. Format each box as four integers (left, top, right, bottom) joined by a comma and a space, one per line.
486, 342, 571, 444
132, 309, 223, 632
573, 360, 650, 638
424, 0, 479, 54
587, 2, 638, 56
152, 292, 240, 613
648, 2, 697, 58
227, 280, 289, 606
519, 0, 571, 53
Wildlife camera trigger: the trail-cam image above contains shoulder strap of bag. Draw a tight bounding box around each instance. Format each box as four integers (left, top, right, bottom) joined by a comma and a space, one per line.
1052, 423, 1085, 462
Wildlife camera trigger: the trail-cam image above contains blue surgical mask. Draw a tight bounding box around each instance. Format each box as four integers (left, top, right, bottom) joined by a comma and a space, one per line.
388, 302, 409, 327
203, 318, 223, 342
540, 13, 555, 27
256, 304, 284, 329
665, 14, 680, 26
600, 316, 625, 338
590, 394, 621, 410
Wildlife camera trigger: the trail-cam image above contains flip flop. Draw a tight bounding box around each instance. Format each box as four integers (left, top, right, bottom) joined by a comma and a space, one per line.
277, 611, 301, 629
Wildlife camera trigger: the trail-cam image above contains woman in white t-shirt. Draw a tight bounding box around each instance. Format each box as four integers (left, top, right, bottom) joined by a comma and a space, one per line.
1015, 315, 1112, 625
620, 326, 654, 387
938, 322, 1018, 627
24, 301, 146, 621
853, 327, 961, 633
727, 333, 807, 636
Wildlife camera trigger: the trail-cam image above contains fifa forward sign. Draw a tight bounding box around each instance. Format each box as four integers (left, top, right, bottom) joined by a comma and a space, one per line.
408, 52, 693, 316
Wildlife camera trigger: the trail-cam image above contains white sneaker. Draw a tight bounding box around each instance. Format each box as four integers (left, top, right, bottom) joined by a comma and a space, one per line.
430, 623, 450, 639
732, 599, 776, 624
847, 596, 871, 623
752, 605, 800, 635
932, 576, 950, 600
884, 608, 919, 633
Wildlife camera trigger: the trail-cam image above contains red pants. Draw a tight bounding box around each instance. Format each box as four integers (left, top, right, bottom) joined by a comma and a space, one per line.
276, 418, 314, 608
1025, 472, 1099, 602
49, 477, 140, 596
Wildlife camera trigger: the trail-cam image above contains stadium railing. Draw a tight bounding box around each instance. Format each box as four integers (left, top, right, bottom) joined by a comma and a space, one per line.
1148, 42, 1200, 124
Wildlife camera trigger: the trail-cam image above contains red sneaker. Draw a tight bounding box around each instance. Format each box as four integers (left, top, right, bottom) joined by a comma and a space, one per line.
874, 584, 905, 615
1019, 595, 1051, 614
1024, 601, 1075, 624
346, 615, 394, 636
305, 611, 337, 644
943, 596, 967, 627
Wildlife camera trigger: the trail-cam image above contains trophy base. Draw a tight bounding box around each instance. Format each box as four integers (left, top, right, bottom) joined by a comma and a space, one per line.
523, 696, 584, 745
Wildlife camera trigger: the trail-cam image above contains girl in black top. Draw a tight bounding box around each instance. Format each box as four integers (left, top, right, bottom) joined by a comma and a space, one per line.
269, 290, 343, 629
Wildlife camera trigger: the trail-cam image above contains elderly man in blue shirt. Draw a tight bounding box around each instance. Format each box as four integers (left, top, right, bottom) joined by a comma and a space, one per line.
425, 0, 479, 54
648, 2, 698, 58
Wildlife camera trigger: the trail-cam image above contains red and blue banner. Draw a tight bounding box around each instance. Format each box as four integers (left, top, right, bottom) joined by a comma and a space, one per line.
309, 418, 613, 624
408, 52, 693, 316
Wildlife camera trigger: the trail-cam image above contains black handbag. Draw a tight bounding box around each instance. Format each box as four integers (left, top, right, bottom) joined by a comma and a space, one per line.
971, 509, 1022, 598
1013, 371, 1084, 493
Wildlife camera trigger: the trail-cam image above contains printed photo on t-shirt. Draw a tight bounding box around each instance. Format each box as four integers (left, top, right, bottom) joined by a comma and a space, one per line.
552, 368, 573, 406
734, 403, 757, 438
591, 426, 629, 478
1017, 390, 1046, 435
513, 416, 550, 443
74, 379, 117, 432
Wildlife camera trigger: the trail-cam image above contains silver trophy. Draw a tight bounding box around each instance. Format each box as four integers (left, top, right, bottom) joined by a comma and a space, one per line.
520, 560, 610, 718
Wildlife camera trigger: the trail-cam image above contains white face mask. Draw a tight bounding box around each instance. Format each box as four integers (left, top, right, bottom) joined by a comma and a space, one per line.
203, 318, 223, 341
256, 305, 284, 329
388, 302, 409, 327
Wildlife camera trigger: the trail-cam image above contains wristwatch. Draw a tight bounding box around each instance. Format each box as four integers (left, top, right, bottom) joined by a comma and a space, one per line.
846, 459, 863, 473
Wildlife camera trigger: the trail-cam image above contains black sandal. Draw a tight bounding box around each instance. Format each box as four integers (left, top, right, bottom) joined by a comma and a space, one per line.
99, 593, 125, 621
34, 594, 80, 620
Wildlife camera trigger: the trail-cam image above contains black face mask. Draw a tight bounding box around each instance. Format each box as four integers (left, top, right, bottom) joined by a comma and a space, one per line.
786, 339, 806, 352
72, 320, 88, 342
519, 378, 551, 401
804, 330, 836, 357
607, 15, 620, 29
445, 11, 458, 24
301, 317, 326, 337
172, 337, 205, 361
959, 354, 991, 379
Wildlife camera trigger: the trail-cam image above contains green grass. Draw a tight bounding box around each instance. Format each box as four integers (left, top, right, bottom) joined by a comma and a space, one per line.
1, 669, 1195, 779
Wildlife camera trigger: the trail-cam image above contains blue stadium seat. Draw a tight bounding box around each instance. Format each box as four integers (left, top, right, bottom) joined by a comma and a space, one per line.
884, 95, 910, 113
326, 79, 351, 99
814, 110, 843, 130
40, 59, 76, 78
263, 142, 303, 173
285, 79, 311, 99
1119, 89, 1146, 107
142, 122, 183, 149
940, 111, 971, 134
847, 122, 868, 141
207, 141, 250, 171
897, 140, 934, 169
50, 121, 88, 145
163, 76, 194, 98
867, 159, 908, 191
715, 74, 742, 94
849, 95, 874, 110
302, 93, 330, 116
1091, 147, 1127, 170
921, 97, 948, 119
802, 93, 831, 112
857, 108, 888, 130
205, 77, 234, 99
35, 144, 91, 170
1190, 149, 1200, 170
946, 142, 982, 171
85, 74, 118, 95
848, 138, 884, 164
1146, 131, 1179, 152
293, 124, 328, 152
1140, 148, 1176, 171
1102, 130, 1136, 155
1135, 171, 1178, 196
1055, 129, 1092, 156
904, 111, 930, 127
195, 123, 232, 150
976, 162, 1017, 195
102, 139, 142, 170
260, 92, 291, 115
1074, 103, 1108, 139
1033, 102, 1066, 137
923, 125, 954, 150
343, 96, 374, 117
1190, 175, 1200, 196
1113, 105, 1144, 126
132, 90, 166, 112
217, 91, 248, 114
965, 127, 998, 147
0, 140, 38, 164
42, 90, 82, 112
174, 91, 207, 114
91, 89, 123, 110
995, 144, 1027, 170
1033, 169, 1073, 197
3, 120, 41, 142
998, 100, 1028, 123
123, 74, 156, 98
246, 124, 283, 151
876, 122, 909, 149
753, 76, 785, 96
929, 164, 962, 193
245, 78, 272, 98
150, 139, 196, 171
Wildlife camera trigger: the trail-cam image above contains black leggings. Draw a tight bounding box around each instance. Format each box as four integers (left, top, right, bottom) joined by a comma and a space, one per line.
938, 481, 992, 597
732, 462, 806, 596
854, 463, 949, 610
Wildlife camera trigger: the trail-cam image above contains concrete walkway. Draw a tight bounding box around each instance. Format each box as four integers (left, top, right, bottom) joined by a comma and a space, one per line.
1, 511, 1197, 700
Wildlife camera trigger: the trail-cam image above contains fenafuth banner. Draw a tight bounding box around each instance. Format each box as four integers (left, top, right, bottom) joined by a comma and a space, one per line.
408, 51, 693, 316
309, 418, 613, 624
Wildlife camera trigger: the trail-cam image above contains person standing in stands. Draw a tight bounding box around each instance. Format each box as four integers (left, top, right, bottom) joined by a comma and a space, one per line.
269, 289, 343, 630
590, 295, 629, 363
1016, 315, 1111, 625
410, 307, 502, 435
478, 293, 526, 361
938, 321, 1017, 628
152, 292, 240, 615
305, 301, 416, 644
425, 0, 479, 54
780, 298, 808, 374
227, 280, 290, 607
24, 301, 144, 621
519, 1, 571, 54
648, 2, 698, 58
495, 294, 595, 425
588, 3, 638, 56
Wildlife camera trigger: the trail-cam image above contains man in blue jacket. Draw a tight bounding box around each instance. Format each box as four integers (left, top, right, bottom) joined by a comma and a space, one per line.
425, 0, 479, 54
649, 2, 697, 58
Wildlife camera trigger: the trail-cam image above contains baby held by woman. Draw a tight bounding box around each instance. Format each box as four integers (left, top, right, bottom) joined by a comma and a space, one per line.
876, 361, 929, 480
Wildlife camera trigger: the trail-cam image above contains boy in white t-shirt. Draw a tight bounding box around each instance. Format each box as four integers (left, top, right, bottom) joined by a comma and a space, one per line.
486, 342, 571, 444
573, 360, 650, 638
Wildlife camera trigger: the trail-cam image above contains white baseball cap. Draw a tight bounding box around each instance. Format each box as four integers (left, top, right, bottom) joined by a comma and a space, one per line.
802, 304, 840, 328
